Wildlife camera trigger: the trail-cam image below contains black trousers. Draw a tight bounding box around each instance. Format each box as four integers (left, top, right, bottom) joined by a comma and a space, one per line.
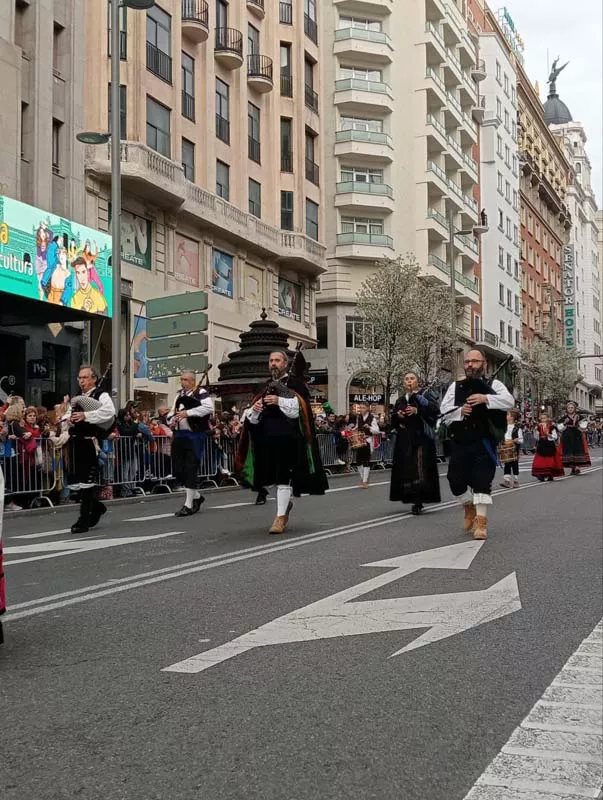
78, 487, 104, 525
503, 460, 519, 476
447, 439, 496, 497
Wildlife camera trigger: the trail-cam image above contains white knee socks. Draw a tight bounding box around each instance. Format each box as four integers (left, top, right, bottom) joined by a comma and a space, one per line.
184, 488, 201, 509
360, 466, 370, 483
276, 485, 292, 516
475, 503, 488, 517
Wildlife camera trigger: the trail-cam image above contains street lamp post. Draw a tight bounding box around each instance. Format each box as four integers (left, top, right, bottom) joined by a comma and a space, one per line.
77, 0, 155, 411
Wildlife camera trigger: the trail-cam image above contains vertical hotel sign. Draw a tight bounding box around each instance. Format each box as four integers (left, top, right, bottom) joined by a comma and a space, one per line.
563, 245, 575, 348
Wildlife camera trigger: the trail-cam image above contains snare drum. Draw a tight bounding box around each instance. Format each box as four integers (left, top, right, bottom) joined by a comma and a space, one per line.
497, 441, 517, 464
350, 430, 368, 450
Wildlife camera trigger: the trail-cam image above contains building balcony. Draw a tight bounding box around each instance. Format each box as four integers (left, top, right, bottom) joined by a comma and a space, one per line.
444, 89, 464, 128
305, 158, 320, 185
305, 84, 319, 113
181, 90, 195, 122
460, 110, 478, 145
304, 13, 318, 44
426, 160, 450, 197
247, 0, 265, 19
335, 232, 394, 260
471, 59, 486, 82
334, 78, 394, 114
334, 27, 393, 63
335, 181, 394, 212
181, 0, 209, 44
280, 71, 293, 97
279, 1, 293, 24
146, 42, 172, 84
471, 96, 487, 125
214, 28, 244, 70
454, 232, 479, 264
334, 129, 393, 163
423, 67, 448, 107
426, 207, 449, 238
247, 54, 273, 93
183, 183, 326, 277
85, 141, 186, 208
423, 21, 447, 63
443, 47, 464, 86
459, 73, 477, 106
334, 0, 393, 11
474, 328, 506, 357
426, 254, 479, 304
425, 114, 448, 152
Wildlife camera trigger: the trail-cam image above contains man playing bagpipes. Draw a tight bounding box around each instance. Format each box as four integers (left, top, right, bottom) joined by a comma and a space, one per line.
236, 349, 328, 534
439, 350, 514, 540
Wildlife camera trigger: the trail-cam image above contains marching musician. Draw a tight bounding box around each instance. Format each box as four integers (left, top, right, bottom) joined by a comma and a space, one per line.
348, 402, 380, 489
167, 371, 214, 517
439, 349, 514, 540
68, 365, 116, 534
236, 350, 327, 535
499, 410, 524, 489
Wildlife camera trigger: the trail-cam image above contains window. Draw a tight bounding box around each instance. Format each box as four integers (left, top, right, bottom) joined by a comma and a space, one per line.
498, 209, 504, 230
280, 43, 292, 97
280, 118, 293, 172
575, 161, 582, 174
346, 316, 374, 349
146, 96, 170, 156
341, 216, 383, 235
506, 217, 511, 238
146, 5, 172, 83
496, 60, 501, 83
248, 102, 261, 163
511, 120, 517, 141
216, 160, 229, 200
497, 135, 503, 157
53, 22, 64, 74
216, 79, 229, 143
496, 98, 502, 120
316, 316, 328, 349
527, 213, 533, 234
281, 191, 294, 230
513, 225, 518, 246
535, 253, 541, 273
507, 324, 513, 344
107, 84, 127, 139
514, 295, 520, 314
182, 138, 194, 181
304, 0, 318, 43
505, 145, 510, 167
305, 131, 319, 185
504, 73, 509, 95
515, 330, 520, 349
107, 0, 127, 60
504, 110, 510, 131
181, 52, 195, 121
249, 178, 261, 218
511, 86, 516, 105
500, 320, 506, 339
497, 172, 503, 194
535, 223, 540, 243
216, 0, 228, 28
513, 189, 518, 209
340, 116, 383, 132
306, 198, 319, 240
248, 23, 259, 55
51, 119, 62, 173
528, 246, 534, 266
506, 253, 512, 274
340, 65, 382, 82
505, 182, 511, 203
304, 58, 318, 112
514, 259, 519, 279
340, 165, 383, 184
280, 0, 293, 24
499, 283, 505, 304
507, 289, 512, 309
498, 246, 504, 268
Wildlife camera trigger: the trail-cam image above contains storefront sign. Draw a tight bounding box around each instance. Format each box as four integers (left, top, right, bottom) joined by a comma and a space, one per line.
563, 245, 575, 349
0, 195, 112, 317
212, 248, 234, 298
278, 277, 303, 322
27, 359, 50, 380
350, 393, 385, 404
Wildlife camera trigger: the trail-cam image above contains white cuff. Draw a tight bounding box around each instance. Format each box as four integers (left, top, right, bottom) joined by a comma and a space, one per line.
473, 493, 493, 505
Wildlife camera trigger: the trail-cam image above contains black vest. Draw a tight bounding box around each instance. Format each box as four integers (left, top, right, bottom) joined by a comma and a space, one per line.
259, 403, 297, 438
176, 389, 211, 433
70, 386, 113, 440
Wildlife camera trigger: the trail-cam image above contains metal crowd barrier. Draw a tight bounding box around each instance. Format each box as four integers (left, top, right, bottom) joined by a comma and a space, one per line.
1, 438, 57, 509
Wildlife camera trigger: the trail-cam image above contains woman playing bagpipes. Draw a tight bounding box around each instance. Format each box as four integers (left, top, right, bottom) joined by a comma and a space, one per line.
236, 348, 328, 535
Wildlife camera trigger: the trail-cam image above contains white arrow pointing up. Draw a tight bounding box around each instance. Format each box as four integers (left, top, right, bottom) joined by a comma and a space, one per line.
164, 541, 522, 675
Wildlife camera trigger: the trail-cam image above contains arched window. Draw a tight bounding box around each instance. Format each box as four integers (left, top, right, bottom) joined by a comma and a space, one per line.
575, 162, 582, 174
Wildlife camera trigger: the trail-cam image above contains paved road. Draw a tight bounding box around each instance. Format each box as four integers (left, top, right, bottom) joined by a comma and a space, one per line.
1, 455, 602, 799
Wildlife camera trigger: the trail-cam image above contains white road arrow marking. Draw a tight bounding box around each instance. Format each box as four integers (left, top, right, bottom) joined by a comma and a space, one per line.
164, 540, 522, 674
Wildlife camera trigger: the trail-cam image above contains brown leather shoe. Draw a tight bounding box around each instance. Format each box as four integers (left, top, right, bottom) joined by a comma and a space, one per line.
269, 515, 287, 534
473, 515, 488, 540
463, 503, 477, 532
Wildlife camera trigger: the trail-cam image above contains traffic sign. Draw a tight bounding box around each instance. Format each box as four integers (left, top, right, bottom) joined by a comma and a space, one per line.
147, 312, 208, 339
148, 354, 209, 380
146, 291, 208, 318
147, 332, 207, 360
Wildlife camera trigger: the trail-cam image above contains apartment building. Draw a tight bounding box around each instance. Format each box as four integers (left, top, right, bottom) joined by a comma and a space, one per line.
313, 0, 483, 412
82, 0, 326, 406
474, 8, 521, 365
517, 62, 570, 349
549, 107, 602, 410
0, 0, 88, 406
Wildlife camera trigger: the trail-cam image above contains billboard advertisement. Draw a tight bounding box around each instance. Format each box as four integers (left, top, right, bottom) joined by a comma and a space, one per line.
0, 195, 112, 317
563, 245, 575, 349
174, 234, 200, 287
278, 277, 303, 322
121, 211, 152, 270
212, 248, 234, 298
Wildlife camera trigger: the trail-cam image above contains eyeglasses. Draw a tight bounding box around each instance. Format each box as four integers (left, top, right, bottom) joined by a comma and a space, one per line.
463, 359, 484, 365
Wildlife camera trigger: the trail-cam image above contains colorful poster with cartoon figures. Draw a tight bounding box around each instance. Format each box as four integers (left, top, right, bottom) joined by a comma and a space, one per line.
0, 195, 112, 317
132, 315, 167, 383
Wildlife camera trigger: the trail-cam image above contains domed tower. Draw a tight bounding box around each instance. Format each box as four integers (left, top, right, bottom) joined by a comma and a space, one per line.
543, 57, 573, 126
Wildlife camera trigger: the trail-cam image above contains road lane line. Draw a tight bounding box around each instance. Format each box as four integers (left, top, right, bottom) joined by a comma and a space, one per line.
12, 529, 72, 539
6, 467, 601, 620
463, 620, 603, 799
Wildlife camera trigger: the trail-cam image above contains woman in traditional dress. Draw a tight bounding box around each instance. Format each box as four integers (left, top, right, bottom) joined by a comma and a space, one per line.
389, 372, 441, 515
531, 412, 564, 482
559, 401, 591, 475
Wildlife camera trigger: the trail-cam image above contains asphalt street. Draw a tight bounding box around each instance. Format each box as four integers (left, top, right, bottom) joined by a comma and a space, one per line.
1, 453, 602, 800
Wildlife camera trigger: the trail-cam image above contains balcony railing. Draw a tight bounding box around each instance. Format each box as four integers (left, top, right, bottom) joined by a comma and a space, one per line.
216, 113, 230, 144
334, 28, 392, 46
336, 181, 392, 197
425, 21, 445, 50
247, 54, 273, 82
280, 71, 293, 97
181, 0, 209, 27
248, 136, 261, 163
475, 328, 499, 347
281, 150, 293, 172
146, 42, 172, 83
428, 255, 479, 293
279, 1, 293, 24
215, 27, 243, 57
305, 158, 320, 185
304, 13, 318, 43
247, 0, 264, 11
335, 77, 392, 95
335, 129, 392, 147
305, 84, 319, 112
182, 90, 195, 121
337, 232, 393, 248
427, 208, 448, 228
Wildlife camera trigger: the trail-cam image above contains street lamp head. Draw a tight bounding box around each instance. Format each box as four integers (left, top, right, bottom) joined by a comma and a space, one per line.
76, 131, 111, 145
123, 0, 155, 8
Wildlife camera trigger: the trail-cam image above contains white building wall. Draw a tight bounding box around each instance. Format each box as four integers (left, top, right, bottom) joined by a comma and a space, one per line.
478, 33, 520, 355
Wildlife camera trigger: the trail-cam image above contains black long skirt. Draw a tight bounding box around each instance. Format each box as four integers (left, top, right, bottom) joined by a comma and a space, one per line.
561, 427, 591, 467
389, 429, 441, 504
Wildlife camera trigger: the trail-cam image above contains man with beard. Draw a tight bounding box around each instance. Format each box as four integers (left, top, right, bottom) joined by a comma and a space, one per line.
236, 350, 328, 534
439, 349, 514, 540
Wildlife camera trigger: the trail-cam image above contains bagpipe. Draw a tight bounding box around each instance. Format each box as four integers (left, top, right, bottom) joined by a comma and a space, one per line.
70, 362, 115, 432
439, 355, 514, 421
175, 364, 213, 411
257, 343, 310, 403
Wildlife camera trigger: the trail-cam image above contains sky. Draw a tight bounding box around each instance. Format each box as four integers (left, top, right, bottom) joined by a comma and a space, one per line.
498, 0, 603, 205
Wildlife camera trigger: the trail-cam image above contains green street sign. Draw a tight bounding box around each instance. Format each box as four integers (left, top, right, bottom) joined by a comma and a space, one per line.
148, 354, 209, 380
146, 291, 208, 318
147, 312, 208, 338
147, 332, 207, 359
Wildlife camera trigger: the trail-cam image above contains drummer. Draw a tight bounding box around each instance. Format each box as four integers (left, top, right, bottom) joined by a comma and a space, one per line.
349, 402, 380, 488
499, 410, 523, 489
